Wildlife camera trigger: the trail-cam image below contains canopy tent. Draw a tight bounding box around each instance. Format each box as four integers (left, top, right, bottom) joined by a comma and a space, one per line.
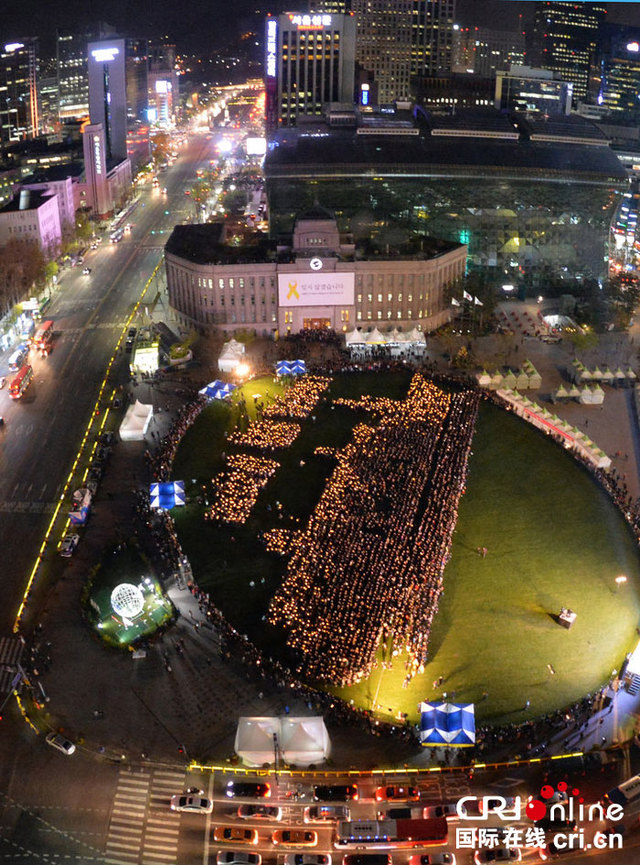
275, 360, 307, 376
120, 400, 153, 441
199, 380, 237, 401
419, 701, 476, 747
234, 717, 279, 767
235, 716, 330, 768
346, 327, 426, 357
218, 339, 246, 373
150, 480, 186, 510
280, 717, 331, 766
345, 329, 367, 346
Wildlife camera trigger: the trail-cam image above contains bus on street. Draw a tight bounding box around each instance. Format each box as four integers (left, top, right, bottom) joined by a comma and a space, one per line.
335, 819, 449, 850
32, 320, 54, 354
9, 364, 33, 399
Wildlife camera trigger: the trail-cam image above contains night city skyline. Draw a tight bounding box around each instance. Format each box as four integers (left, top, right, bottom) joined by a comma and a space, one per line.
2, 1, 640, 54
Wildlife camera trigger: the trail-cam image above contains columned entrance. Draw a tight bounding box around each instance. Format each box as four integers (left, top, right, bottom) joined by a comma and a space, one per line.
303, 318, 332, 330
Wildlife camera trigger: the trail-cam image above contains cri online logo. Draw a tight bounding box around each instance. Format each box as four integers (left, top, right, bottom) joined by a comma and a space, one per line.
526, 782, 578, 821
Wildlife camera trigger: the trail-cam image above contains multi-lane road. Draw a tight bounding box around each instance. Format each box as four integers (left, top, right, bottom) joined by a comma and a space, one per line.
0, 133, 212, 636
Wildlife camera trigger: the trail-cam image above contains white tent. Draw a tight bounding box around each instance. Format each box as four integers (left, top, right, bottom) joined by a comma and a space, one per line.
119, 400, 153, 441
235, 716, 330, 768
281, 717, 331, 766
234, 717, 279, 767
218, 339, 246, 373
345, 329, 366, 346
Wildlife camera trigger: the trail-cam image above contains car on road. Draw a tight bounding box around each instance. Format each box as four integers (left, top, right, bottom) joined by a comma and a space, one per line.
313, 785, 358, 802
272, 829, 318, 847
82, 267, 92, 275
342, 855, 391, 865
375, 785, 419, 802
422, 804, 459, 820
45, 732, 76, 755
170, 794, 213, 814
534, 816, 577, 834
478, 797, 517, 815
474, 848, 521, 864
284, 855, 331, 865
226, 781, 271, 799
409, 855, 456, 865
304, 805, 350, 823
213, 827, 258, 844
537, 842, 578, 861
216, 852, 261, 865
237, 805, 282, 821
59, 534, 80, 558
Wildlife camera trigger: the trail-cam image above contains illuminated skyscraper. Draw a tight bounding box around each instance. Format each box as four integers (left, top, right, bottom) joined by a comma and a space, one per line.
351, 0, 455, 104
0, 39, 39, 144
596, 26, 640, 125
531, 1, 607, 102
265, 12, 356, 132
57, 25, 115, 121
87, 37, 149, 166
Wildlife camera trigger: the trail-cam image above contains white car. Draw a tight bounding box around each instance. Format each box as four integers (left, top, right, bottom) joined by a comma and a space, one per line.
409, 855, 456, 865
170, 794, 213, 813
45, 732, 76, 755
60, 534, 80, 558
284, 856, 331, 865
422, 804, 459, 820
216, 853, 261, 865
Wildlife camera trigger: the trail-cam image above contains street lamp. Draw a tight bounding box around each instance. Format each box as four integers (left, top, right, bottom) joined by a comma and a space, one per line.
615, 575, 628, 591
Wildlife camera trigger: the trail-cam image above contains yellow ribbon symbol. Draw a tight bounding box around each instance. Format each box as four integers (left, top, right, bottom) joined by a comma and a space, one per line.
287, 281, 299, 300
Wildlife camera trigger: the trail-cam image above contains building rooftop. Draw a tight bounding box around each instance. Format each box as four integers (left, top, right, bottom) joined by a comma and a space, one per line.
0, 189, 55, 213
22, 163, 85, 184
165, 222, 461, 265
165, 223, 277, 265
265, 113, 627, 183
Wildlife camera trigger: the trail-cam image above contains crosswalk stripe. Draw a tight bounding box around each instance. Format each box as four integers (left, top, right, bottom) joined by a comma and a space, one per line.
106, 841, 140, 851
141, 853, 176, 862
145, 828, 180, 838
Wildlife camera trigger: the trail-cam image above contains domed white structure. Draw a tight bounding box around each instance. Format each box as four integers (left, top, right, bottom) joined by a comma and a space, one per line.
110, 583, 144, 619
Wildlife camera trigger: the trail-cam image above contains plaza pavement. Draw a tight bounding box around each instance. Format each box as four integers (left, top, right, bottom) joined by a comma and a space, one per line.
27, 319, 640, 771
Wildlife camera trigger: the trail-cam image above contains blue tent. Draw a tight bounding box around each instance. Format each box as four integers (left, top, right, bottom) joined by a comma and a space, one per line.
150, 480, 186, 510
419, 701, 476, 747
291, 359, 307, 374
276, 360, 292, 375
199, 380, 237, 401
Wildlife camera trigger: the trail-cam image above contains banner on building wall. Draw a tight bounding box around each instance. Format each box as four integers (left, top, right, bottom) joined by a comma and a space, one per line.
277, 272, 354, 307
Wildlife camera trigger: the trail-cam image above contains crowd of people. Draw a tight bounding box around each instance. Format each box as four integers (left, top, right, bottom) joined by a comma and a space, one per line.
263, 376, 330, 420
146, 395, 205, 481
228, 419, 301, 451
204, 453, 280, 524
269, 374, 480, 687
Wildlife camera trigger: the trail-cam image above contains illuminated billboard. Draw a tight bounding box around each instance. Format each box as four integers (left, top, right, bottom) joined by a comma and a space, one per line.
266, 19, 277, 78
246, 136, 267, 156
278, 272, 354, 307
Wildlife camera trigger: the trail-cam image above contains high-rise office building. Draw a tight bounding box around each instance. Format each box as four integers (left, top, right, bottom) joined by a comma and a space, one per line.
87, 37, 149, 166
0, 39, 39, 144
531, 1, 607, 102
352, 0, 413, 103
411, 0, 456, 79
595, 26, 640, 125
452, 26, 526, 77
265, 12, 356, 133
352, 0, 455, 104
309, 1, 351, 12
148, 41, 179, 126
57, 24, 115, 121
